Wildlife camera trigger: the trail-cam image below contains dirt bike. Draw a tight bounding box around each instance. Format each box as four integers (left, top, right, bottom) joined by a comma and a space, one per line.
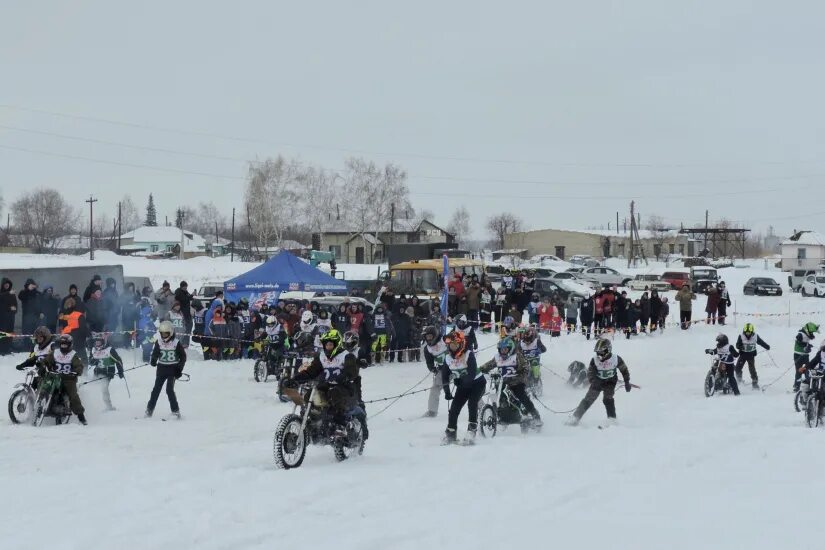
804, 370, 825, 428
273, 382, 367, 470
704, 354, 734, 397
253, 343, 286, 383
275, 352, 306, 403
478, 372, 541, 438
8, 367, 73, 426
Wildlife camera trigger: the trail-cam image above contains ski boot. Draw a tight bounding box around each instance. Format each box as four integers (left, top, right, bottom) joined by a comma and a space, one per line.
531, 412, 543, 428
422, 410, 437, 418
463, 424, 477, 446
565, 415, 580, 427
77, 413, 88, 426
752, 380, 759, 390
441, 428, 457, 445
171, 411, 181, 420
144, 408, 153, 418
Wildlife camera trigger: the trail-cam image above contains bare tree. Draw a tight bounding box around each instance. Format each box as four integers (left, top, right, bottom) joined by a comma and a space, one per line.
486, 212, 524, 250
244, 156, 301, 257
447, 206, 471, 247
297, 165, 340, 234
644, 214, 671, 261
12, 188, 79, 253
119, 194, 142, 232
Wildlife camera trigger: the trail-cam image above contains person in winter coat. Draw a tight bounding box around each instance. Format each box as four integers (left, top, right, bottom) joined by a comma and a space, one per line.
479, 284, 494, 333
18, 278, 41, 336
40, 287, 61, 333
103, 277, 120, 332
62, 284, 82, 312
59, 298, 89, 363
734, 323, 770, 389
85, 289, 107, 333
120, 282, 141, 334
579, 294, 595, 340
137, 298, 157, 362
565, 295, 579, 334
41, 333, 88, 424
174, 281, 193, 329
507, 303, 523, 326
83, 274, 104, 303
146, 320, 186, 418
614, 292, 627, 332
369, 304, 394, 364
704, 286, 720, 325
154, 281, 174, 320
593, 292, 604, 335
526, 293, 541, 325
717, 281, 732, 325
0, 278, 17, 354
537, 296, 553, 331
602, 290, 616, 331
649, 290, 662, 332
625, 300, 640, 338
639, 292, 651, 333
568, 338, 631, 426
332, 303, 350, 333
390, 307, 413, 362
675, 284, 696, 330
441, 330, 486, 445
793, 322, 819, 392
659, 297, 670, 330
207, 306, 229, 361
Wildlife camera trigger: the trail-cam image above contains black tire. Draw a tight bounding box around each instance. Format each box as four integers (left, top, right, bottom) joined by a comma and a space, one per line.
806, 396, 821, 428
33, 393, 51, 427
816, 289, 820, 298
704, 372, 716, 397
8, 389, 33, 424
795, 391, 805, 413
479, 404, 497, 438
803, 288, 809, 297
253, 360, 267, 383
333, 415, 366, 462
274, 414, 307, 469
622, 279, 631, 287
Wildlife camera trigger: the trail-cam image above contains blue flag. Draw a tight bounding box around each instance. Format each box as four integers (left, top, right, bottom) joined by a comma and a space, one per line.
440, 254, 449, 330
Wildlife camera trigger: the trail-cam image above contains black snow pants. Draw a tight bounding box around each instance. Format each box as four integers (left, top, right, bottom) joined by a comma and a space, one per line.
573, 376, 618, 420
147, 365, 179, 413
447, 376, 486, 431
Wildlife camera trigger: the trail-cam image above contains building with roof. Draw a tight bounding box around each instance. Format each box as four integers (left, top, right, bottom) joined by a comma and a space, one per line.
780, 231, 825, 271
120, 226, 207, 258
504, 227, 691, 261
318, 219, 454, 264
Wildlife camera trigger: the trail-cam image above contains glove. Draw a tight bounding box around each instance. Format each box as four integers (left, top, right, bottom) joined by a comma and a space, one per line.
799, 366, 807, 374
704, 349, 715, 355
358, 358, 369, 368
15, 363, 26, 371
318, 381, 331, 391
150, 361, 157, 367
427, 365, 437, 374
444, 388, 453, 401
805, 344, 813, 354
625, 380, 631, 392
175, 368, 183, 379
118, 371, 124, 379
764, 345, 770, 350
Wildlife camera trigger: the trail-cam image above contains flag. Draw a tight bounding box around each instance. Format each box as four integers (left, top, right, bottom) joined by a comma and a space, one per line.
440, 254, 449, 330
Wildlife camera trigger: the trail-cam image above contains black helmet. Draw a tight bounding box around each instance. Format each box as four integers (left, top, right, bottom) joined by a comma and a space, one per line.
92, 332, 107, 348
716, 333, 729, 347
318, 309, 330, 320
423, 325, 439, 345
57, 333, 73, 351
294, 331, 313, 349
454, 314, 468, 330
594, 338, 612, 360
343, 331, 359, 351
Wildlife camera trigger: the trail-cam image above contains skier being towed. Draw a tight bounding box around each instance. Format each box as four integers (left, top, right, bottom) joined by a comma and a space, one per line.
441, 329, 486, 445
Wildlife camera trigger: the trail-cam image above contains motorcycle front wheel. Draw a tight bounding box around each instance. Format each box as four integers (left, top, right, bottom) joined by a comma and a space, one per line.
8, 389, 34, 424
274, 414, 307, 469
806, 396, 821, 428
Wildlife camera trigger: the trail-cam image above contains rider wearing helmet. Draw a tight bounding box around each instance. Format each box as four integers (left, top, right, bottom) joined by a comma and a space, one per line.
568, 338, 631, 426
519, 325, 547, 383
499, 315, 519, 340
422, 325, 449, 418
453, 314, 478, 352
89, 332, 125, 411
705, 333, 740, 396
441, 329, 486, 445
288, 329, 361, 430
146, 320, 186, 418
479, 337, 542, 427
42, 333, 87, 424
794, 322, 820, 391
369, 305, 394, 364
17, 326, 55, 370
735, 323, 770, 389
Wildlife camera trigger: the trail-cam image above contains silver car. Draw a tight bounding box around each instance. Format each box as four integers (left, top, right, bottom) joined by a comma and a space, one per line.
581, 267, 632, 288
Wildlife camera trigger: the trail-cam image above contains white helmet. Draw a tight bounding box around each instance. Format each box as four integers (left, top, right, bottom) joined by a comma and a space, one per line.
300, 311, 316, 331
266, 315, 277, 326
158, 320, 175, 342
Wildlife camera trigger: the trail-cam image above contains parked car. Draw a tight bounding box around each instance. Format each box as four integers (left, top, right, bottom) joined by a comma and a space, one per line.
532, 278, 586, 303
661, 270, 691, 289
801, 273, 825, 297
193, 281, 226, 305
788, 269, 816, 292
627, 274, 672, 292
580, 267, 631, 288
552, 271, 600, 291
690, 267, 719, 293
743, 277, 783, 296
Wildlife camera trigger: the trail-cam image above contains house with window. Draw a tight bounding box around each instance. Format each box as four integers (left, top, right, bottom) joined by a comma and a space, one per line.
780, 231, 825, 272
319, 219, 455, 264
120, 226, 208, 258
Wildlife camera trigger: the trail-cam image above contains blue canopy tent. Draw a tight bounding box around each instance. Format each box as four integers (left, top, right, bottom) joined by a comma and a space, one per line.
224, 251, 348, 309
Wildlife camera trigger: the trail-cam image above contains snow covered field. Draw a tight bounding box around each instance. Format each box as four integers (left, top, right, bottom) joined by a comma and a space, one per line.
3, 259, 825, 549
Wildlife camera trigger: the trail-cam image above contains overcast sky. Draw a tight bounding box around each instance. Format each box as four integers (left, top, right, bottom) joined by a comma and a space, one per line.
2, 1, 825, 240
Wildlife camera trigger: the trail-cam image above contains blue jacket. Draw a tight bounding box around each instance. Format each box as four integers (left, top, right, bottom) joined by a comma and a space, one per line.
204, 299, 223, 336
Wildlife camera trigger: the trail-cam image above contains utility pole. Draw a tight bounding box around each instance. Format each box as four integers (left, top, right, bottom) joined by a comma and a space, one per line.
117, 201, 122, 252
214, 221, 218, 258
179, 211, 185, 260
616, 212, 619, 234
704, 210, 709, 254
230, 207, 235, 262
86, 195, 98, 260
390, 203, 395, 245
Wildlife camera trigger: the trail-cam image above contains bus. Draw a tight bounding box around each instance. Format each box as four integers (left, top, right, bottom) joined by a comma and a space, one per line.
385, 258, 486, 300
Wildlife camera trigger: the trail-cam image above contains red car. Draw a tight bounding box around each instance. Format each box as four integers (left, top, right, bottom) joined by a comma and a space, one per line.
661, 271, 691, 290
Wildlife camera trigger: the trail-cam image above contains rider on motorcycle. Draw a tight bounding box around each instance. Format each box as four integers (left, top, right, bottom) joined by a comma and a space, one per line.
16, 326, 55, 371
479, 337, 542, 427
519, 325, 547, 380
287, 329, 360, 432
40, 333, 87, 425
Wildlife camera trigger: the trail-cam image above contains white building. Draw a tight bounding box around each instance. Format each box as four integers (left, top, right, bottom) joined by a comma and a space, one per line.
780, 231, 825, 271
120, 226, 208, 258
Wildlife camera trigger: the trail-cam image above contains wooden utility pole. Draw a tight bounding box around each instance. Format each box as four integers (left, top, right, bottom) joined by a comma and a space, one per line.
86, 195, 98, 260
117, 201, 122, 252
627, 201, 648, 268
230, 207, 235, 262
704, 210, 709, 254
179, 211, 185, 260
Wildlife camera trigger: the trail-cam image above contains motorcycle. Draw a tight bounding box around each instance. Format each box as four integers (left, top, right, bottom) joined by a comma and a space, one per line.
273, 382, 367, 469
8, 366, 73, 426
478, 372, 542, 438
804, 370, 825, 428
253, 343, 287, 383
703, 353, 733, 397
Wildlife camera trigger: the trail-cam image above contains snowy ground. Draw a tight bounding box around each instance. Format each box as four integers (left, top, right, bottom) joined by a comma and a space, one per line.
4, 260, 825, 549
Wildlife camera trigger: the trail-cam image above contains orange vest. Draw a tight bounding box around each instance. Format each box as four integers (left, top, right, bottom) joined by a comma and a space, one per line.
61, 311, 82, 334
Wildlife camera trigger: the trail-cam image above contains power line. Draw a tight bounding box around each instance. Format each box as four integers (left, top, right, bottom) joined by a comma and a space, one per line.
3, 103, 825, 169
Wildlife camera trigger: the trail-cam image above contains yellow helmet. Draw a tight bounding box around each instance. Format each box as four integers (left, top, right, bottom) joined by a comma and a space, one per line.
743, 323, 755, 335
